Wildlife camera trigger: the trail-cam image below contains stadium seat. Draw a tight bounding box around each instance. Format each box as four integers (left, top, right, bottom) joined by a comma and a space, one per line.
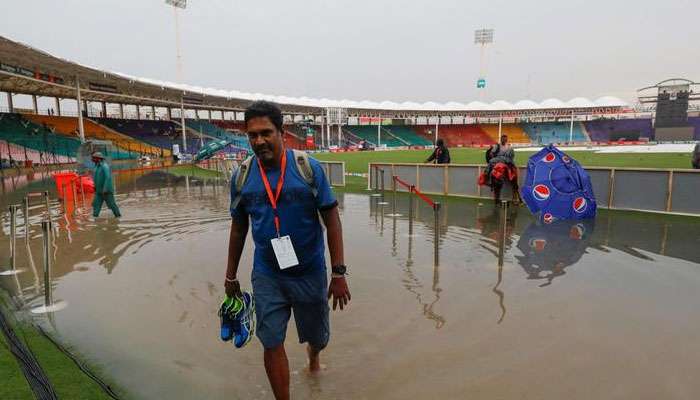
185, 119, 250, 150
522, 122, 588, 144
413, 125, 495, 147
478, 124, 531, 144
0, 113, 84, 162
23, 114, 164, 157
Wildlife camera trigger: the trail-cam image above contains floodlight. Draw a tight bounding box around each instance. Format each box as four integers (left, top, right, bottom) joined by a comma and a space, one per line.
474, 29, 494, 45
165, 0, 187, 9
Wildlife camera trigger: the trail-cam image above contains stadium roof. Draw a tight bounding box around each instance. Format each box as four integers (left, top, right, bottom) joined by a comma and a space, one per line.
0, 34, 628, 117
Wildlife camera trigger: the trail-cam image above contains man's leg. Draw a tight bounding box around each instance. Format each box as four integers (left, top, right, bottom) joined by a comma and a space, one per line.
105, 193, 121, 217
92, 193, 104, 217
264, 345, 290, 400
307, 344, 322, 372
291, 271, 330, 373
253, 273, 292, 400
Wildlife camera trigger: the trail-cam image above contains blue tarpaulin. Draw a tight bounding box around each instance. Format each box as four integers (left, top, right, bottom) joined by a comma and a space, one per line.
520, 144, 597, 222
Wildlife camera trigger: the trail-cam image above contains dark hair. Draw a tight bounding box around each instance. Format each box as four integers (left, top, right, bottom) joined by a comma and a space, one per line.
244, 100, 284, 132
436, 138, 445, 147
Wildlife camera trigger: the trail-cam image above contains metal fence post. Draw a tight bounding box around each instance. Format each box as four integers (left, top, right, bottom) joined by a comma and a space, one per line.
434, 202, 441, 266
380, 169, 385, 192
1, 205, 21, 276
408, 185, 414, 236
23, 197, 30, 246
392, 176, 397, 216
44, 191, 51, 222
42, 220, 53, 307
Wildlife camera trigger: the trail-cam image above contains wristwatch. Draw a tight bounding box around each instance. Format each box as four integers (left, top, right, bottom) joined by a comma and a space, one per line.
331, 264, 347, 276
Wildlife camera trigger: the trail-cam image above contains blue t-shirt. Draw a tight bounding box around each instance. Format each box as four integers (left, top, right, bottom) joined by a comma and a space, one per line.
230, 150, 337, 276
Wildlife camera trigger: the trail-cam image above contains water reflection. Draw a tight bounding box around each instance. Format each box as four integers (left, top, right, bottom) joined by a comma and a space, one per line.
516, 219, 595, 287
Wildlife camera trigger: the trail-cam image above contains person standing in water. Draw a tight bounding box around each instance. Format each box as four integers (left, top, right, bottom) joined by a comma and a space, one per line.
91, 152, 121, 218
225, 101, 350, 400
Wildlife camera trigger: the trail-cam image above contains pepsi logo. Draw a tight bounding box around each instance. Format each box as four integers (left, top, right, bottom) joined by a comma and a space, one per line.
533, 184, 550, 201
542, 153, 556, 163
573, 197, 587, 213
543, 213, 554, 224
562, 155, 571, 163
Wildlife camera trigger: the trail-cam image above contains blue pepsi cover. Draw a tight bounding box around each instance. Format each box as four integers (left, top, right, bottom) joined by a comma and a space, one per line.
520, 145, 596, 222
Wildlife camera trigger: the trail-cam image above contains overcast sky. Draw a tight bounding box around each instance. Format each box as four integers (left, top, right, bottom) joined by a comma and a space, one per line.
1, 0, 699, 104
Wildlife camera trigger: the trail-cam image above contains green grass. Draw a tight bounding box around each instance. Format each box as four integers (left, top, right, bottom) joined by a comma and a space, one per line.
315, 148, 694, 192
0, 291, 119, 400
314, 148, 694, 174
0, 332, 34, 400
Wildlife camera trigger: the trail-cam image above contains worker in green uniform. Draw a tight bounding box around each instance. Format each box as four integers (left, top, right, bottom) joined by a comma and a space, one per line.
92, 152, 121, 218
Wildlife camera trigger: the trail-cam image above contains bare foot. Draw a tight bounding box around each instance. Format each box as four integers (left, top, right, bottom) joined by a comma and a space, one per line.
307, 345, 321, 373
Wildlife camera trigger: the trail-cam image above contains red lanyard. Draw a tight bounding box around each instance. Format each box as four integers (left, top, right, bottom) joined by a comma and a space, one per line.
257, 150, 287, 237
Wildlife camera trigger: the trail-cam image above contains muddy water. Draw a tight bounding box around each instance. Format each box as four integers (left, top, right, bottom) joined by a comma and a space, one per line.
1, 169, 700, 400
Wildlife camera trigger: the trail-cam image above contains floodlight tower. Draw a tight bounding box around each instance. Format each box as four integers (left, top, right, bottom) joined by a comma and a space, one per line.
165, 0, 188, 152
474, 28, 494, 98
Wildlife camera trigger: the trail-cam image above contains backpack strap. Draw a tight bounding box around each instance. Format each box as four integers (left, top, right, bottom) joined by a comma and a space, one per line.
231, 155, 253, 210
292, 149, 317, 198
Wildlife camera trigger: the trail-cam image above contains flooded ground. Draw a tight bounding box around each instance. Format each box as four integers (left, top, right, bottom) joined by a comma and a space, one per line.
1, 168, 700, 400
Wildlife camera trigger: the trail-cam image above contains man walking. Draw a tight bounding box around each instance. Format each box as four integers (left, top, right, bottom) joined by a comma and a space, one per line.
224, 101, 350, 400
91, 152, 121, 218
425, 138, 450, 164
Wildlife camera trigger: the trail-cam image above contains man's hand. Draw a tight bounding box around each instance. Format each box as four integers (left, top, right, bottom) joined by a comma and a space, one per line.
225, 279, 242, 298
328, 276, 351, 311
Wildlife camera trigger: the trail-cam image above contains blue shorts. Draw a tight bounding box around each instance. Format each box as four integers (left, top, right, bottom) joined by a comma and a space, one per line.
252, 269, 330, 350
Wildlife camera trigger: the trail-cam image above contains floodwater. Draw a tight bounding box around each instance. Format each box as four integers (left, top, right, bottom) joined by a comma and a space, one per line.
1, 168, 700, 400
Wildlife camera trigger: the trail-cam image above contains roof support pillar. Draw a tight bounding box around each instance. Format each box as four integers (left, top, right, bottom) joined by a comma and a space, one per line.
569, 110, 575, 143
180, 96, 187, 153
135, 105, 141, 120
6, 92, 13, 112
167, 107, 173, 120
75, 76, 86, 143
208, 110, 212, 121
320, 118, 325, 148
118, 103, 124, 119
435, 116, 439, 144
498, 112, 503, 140
151, 105, 156, 120
55, 97, 61, 116
102, 102, 107, 118
377, 114, 382, 147
32, 95, 38, 114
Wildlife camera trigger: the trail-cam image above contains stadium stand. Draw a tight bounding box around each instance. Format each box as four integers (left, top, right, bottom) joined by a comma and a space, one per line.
583, 118, 653, 142
383, 126, 432, 146
0, 139, 72, 165
346, 126, 404, 147
413, 125, 495, 147
23, 114, 166, 157
95, 118, 208, 153
185, 119, 250, 150
522, 122, 588, 144
478, 123, 531, 144
212, 120, 246, 132
0, 113, 83, 162
687, 116, 700, 140
282, 130, 306, 150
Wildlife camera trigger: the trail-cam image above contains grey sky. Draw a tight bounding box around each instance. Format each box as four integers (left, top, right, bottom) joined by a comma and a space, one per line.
1, 0, 699, 104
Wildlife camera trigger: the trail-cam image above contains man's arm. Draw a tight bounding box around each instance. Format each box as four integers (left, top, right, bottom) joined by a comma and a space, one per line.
224, 217, 249, 297
320, 206, 350, 310
425, 149, 437, 163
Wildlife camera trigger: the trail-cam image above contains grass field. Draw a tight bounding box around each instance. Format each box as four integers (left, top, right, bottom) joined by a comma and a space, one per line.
314, 148, 694, 174
0, 291, 119, 400
313, 148, 694, 191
